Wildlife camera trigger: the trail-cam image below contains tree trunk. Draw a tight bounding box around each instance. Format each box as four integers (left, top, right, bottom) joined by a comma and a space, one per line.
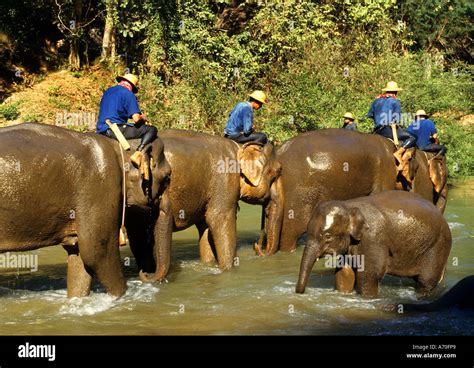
68, 0, 83, 70
68, 38, 81, 70
101, 0, 117, 62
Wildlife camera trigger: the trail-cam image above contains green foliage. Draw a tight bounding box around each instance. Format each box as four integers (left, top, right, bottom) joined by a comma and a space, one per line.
22, 113, 42, 123
0, 102, 19, 120
435, 117, 474, 178
47, 86, 61, 97
398, 0, 474, 62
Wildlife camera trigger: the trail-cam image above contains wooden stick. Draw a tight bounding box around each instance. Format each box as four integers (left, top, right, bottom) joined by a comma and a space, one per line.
391, 123, 399, 146
106, 119, 131, 151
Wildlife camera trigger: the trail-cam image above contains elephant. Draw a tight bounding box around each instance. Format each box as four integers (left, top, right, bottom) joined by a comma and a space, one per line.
134, 129, 281, 282
0, 123, 171, 298
257, 129, 399, 256
295, 190, 452, 297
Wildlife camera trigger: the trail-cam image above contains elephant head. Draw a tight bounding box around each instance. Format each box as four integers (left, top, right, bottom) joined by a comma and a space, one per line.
125, 138, 171, 207
428, 156, 448, 194
295, 202, 366, 294
122, 138, 172, 283
238, 142, 282, 204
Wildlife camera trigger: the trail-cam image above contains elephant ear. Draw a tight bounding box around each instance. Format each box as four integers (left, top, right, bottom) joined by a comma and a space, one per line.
237, 142, 267, 187
348, 207, 366, 242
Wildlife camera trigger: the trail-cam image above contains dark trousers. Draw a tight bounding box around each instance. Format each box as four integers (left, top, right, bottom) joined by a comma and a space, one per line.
420, 143, 447, 156
225, 131, 268, 144
375, 126, 416, 149
103, 123, 158, 151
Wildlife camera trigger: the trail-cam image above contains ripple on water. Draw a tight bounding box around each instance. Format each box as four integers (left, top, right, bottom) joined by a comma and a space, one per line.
448, 222, 465, 229
179, 260, 222, 275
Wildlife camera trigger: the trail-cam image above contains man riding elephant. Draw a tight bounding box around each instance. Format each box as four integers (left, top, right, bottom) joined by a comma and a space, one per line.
407, 109, 448, 204
96, 73, 158, 167
368, 81, 416, 170
224, 90, 268, 144
341, 112, 357, 131
407, 110, 447, 157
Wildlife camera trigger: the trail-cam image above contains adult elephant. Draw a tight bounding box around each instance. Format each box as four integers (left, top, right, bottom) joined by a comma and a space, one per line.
0, 123, 171, 298
257, 129, 401, 256
257, 129, 449, 256
135, 129, 281, 282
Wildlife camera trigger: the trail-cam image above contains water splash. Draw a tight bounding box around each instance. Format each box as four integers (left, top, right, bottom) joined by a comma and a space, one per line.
58, 280, 159, 316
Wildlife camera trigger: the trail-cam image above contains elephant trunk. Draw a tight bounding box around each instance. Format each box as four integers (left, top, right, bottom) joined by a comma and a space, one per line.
295, 241, 321, 294
265, 178, 284, 255
139, 191, 172, 283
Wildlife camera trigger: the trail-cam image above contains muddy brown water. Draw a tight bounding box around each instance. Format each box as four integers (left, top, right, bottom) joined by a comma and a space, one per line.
0, 181, 473, 335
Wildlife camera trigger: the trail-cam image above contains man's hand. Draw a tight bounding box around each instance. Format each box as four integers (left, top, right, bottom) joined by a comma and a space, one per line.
132, 113, 148, 125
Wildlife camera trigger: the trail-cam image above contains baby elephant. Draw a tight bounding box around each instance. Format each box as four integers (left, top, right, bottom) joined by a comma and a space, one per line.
295, 191, 452, 297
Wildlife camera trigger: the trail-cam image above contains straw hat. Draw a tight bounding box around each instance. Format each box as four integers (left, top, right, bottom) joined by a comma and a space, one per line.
382, 81, 403, 92
248, 90, 267, 104
343, 112, 355, 120
116, 73, 139, 93
415, 110, 428, 118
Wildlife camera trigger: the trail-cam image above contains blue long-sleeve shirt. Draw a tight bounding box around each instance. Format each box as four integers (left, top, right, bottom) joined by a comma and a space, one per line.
367, 96, 401, 127
407, 119, 437, 148
224, 102, 253, 137
96, 85, 141, 133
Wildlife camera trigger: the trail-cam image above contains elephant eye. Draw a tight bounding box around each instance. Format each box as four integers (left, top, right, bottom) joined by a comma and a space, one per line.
324, 233, 332, 241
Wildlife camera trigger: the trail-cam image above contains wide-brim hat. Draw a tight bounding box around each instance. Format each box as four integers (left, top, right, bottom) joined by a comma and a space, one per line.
415, 109, 428, 117
343, 112, 355, 120
116, 73, 139, 93
248, 90, 267, 104
382, 81, 403, 92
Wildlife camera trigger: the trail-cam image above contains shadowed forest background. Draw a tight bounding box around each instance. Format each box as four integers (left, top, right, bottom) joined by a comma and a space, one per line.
0, 0, 472, 176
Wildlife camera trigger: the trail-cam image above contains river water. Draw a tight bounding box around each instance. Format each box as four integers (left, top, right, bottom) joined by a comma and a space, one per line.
0, 181, 473, 335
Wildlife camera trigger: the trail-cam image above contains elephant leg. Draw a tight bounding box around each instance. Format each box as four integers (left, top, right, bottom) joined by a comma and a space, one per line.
77, 227, 126, 298
197, 222, 217, 264
416, 241, 450, 295
335, 266, 356, 293
416, 274, 440, 296
355, 270, 380, 297
64, 245, 92, 298
279, 216, 305, 253
207, 208, 237, 270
